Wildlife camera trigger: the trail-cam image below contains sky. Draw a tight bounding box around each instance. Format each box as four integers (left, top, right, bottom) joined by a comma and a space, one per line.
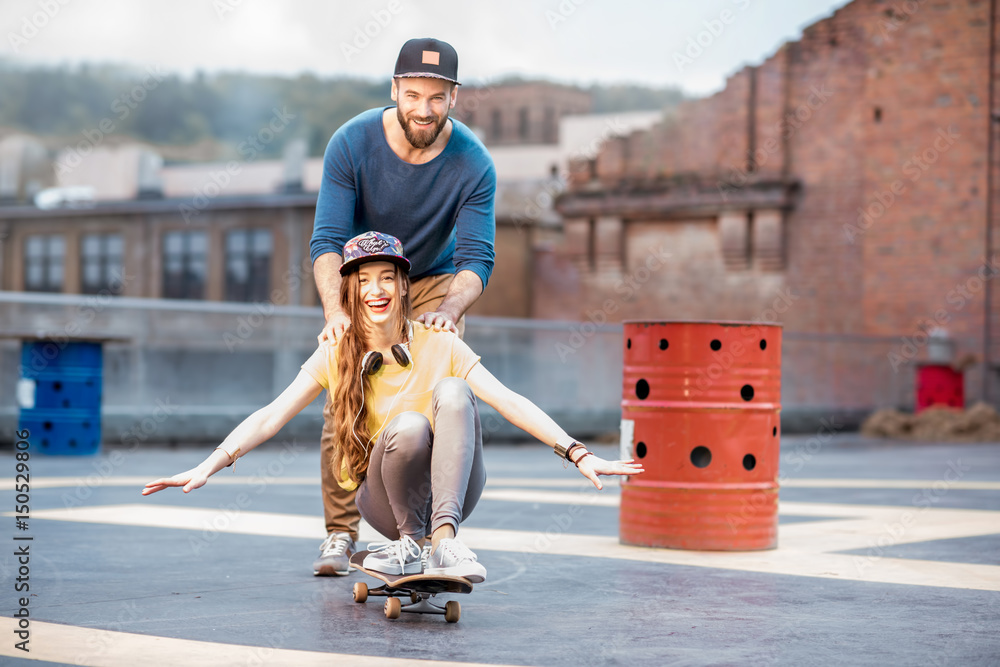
2, 0, 853, 96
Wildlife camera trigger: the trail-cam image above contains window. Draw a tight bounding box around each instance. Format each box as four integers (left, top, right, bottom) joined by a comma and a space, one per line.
81, 233, 124, 295
519, 107, 530, 142
162, 231, 207, 299
225, 229, 272, 302
491, 109, 502, 142
543, 107, 556, 143
24, 235, 65, 292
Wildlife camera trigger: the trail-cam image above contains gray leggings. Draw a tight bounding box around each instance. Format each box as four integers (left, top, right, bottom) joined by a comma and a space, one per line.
356, 377, 486, 541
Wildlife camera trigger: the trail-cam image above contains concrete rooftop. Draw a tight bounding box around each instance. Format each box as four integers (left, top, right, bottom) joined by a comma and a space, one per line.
0, 435, 998, 666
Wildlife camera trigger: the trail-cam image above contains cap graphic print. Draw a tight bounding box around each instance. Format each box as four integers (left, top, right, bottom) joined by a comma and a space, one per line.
340, 231, 411, 276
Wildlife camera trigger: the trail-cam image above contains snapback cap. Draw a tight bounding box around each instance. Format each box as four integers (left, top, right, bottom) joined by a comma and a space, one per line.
340, 231, 411, 276
394, 38, 460, 85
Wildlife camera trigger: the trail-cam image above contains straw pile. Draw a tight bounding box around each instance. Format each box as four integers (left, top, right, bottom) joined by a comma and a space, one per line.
860, 402, 1000, 442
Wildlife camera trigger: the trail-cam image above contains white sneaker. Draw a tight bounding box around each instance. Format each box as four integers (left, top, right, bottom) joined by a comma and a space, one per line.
312, 532, 355, 576
425, 537, 486, 583
362, 535, 422, 576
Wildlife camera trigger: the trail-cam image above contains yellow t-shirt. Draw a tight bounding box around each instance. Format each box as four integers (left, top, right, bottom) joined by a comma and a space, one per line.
300, 322, 481, 490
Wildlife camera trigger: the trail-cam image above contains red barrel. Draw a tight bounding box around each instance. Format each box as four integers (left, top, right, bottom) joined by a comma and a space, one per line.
915, 364, 964, 412
619, 321, 782, 551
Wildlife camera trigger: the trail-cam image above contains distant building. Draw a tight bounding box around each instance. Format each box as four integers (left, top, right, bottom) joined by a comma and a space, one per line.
451, 81, 591, 146
0, 82, 646, 320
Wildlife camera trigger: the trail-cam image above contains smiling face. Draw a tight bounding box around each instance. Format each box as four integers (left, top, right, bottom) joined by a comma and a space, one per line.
357, 261, 407, 327
391, 77, 456, 149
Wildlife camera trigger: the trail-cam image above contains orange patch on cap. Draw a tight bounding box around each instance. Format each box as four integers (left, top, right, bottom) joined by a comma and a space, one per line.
422, 50, 440, 66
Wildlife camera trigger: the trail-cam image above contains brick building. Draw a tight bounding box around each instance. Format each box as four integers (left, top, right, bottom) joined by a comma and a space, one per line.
549, 0, 999, 412
451, 81, 592, 145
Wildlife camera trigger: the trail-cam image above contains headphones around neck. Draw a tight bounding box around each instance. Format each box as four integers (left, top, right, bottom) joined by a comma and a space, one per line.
353, 321, 415, 457
360, 322, 413, 375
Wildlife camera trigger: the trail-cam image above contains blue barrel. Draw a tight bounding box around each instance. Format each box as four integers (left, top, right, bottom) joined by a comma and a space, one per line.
17, 341, 102, 455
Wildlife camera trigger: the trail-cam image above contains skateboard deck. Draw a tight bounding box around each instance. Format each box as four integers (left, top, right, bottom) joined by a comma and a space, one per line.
349, 550, 473, 623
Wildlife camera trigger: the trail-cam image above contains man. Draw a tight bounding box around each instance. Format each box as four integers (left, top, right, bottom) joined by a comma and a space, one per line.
309, 37, 496, 575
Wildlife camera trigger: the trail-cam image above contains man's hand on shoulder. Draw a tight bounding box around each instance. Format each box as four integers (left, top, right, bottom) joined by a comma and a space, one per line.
319, 309, 352, 345
416, 311, 458, 334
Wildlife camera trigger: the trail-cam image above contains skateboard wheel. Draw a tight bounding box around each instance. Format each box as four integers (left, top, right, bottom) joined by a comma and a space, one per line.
385, 597, 401, 619
444, 600, 461, 623
353, 582, 368, 603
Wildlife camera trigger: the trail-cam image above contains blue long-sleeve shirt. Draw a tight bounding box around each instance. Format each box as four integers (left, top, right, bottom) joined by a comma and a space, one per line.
310, 107, 496, 289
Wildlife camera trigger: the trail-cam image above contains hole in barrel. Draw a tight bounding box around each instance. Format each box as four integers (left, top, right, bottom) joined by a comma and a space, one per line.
690, 446, 712, 468
636, 442, 647, 458
635, 379, 650, 400
710, 339, 722, 351
760, 339, 767, 350
741, 384, 755, 401
773, 426, 777, 437
627, 338, 632, 349
53, 381, 62, 392
43, 421, 52, 431
743, 454, 757, 471
659, 339, 668, 350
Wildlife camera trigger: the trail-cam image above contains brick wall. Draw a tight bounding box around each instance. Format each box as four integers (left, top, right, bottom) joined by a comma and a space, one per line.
549, 0, 998, 407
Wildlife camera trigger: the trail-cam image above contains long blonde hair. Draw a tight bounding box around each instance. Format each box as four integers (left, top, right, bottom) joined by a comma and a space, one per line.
331, 265, 413, 485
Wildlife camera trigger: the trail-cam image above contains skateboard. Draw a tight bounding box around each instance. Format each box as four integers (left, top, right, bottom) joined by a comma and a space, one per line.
349, 550, 473, 623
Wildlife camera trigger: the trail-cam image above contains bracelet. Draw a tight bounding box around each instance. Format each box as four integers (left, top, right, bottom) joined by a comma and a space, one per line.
573, 451, 594, 468
215, 447, 241, 468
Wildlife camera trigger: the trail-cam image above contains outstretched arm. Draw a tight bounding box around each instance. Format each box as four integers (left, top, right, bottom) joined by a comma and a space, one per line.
142, 369, 325, 495
465, 364, 643, 489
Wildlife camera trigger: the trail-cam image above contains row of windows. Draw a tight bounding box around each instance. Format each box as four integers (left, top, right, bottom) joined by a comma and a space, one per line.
464, 107, 559, 143
23, 229, 273, 302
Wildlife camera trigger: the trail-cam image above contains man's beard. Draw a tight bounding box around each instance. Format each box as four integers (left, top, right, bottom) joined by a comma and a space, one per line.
397, 106, 448, 149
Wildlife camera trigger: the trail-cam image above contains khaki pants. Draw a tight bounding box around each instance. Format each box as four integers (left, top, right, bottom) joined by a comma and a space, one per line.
320, 273, 465, 539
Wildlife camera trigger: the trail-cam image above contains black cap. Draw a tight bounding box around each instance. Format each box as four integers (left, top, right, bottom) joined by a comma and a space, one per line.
394, 38, 460, 85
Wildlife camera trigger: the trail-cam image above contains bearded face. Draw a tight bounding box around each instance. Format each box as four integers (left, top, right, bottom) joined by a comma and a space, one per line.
392, 77, 454, 149
396, 104, 449, 149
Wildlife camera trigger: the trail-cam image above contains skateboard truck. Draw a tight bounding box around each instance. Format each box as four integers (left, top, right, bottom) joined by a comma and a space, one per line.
352, 580, 462, 622
350, 550, 472, 623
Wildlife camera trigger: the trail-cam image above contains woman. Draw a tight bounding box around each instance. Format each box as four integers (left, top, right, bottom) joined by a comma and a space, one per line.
143, 231, 643, 582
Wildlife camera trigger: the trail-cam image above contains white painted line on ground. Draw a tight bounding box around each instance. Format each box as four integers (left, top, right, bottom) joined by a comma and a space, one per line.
0, 617, 516, 667
4, 476, 998, 491
14, 502, 1000, 592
